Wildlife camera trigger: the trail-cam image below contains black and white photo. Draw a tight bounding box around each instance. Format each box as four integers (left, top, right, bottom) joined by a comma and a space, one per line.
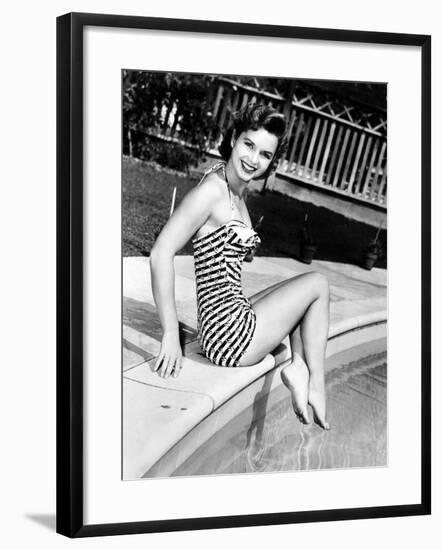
122, 70, 388, 479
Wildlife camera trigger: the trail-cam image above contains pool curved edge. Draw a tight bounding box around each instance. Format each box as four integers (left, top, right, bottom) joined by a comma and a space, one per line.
138, 314, 387, 479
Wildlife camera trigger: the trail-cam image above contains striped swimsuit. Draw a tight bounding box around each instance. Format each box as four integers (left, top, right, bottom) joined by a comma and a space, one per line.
192, 163, 261, 367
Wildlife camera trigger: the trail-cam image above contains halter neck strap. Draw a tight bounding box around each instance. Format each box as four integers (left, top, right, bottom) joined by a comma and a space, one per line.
201, 161, 235, 218
219, 163, 235, 219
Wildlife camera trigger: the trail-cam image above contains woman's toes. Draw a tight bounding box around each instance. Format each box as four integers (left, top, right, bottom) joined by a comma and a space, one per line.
295, 408, 310, 425
300, 408, 310, 424
320, 420, 331, 431
312, 408, 330, 430
281, 361, 310, 425
317, 416, 330, 430
308, 379, 329, 430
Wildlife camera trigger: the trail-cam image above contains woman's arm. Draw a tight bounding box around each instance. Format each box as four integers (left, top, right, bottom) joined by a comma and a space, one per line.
150, 177, 222, 378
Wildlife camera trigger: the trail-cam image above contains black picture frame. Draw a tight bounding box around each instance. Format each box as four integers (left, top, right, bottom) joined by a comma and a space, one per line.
56, 11, 431, 538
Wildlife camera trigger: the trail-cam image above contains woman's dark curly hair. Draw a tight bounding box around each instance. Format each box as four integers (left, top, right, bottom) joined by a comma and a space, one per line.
219, 102, 288, 180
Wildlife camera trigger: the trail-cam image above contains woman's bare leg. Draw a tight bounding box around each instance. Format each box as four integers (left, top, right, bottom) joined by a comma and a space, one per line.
239, 272, 330, 429
300, 280, 330, 429
249, 282, 311, 424
247, 279, 286, 305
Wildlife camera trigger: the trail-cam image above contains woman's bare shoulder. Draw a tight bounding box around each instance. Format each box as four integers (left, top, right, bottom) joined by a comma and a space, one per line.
174, 170, 225, 219
152, 170, 225, 254
198, 169, 225, 192
191, 170, 226, 204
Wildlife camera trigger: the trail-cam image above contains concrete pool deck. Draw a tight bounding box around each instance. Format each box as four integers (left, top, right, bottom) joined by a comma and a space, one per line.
123, 255, 387, 479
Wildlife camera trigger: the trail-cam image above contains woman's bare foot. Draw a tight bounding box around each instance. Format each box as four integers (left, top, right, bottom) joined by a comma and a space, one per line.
308, 374, 330, 430
281, 354, 310, 424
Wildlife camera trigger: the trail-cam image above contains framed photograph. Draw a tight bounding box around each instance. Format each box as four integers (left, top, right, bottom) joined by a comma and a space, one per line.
56, 12, 431, 537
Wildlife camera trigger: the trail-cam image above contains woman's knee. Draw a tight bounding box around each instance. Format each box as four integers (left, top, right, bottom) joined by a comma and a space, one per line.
308, 271, 329, 298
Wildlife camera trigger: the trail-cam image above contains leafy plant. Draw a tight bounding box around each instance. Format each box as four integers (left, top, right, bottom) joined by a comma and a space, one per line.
122, 70, 219, 170
139, 137, 196, 172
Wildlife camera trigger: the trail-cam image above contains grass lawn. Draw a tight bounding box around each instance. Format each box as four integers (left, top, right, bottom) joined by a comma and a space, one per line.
122, 156, 387, 269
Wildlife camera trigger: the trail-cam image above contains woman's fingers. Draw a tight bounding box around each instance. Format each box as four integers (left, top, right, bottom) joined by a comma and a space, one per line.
154, 350, 183, 379
172, 357, 182, 378
154, 349, 168, 376
159, 355, 172, 378
167, 356, 182, 378
163, 356, 175, 378
153, 351, 164, 372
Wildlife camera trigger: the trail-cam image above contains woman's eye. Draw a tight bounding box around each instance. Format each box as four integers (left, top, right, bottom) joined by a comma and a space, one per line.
244, 141, 253, 149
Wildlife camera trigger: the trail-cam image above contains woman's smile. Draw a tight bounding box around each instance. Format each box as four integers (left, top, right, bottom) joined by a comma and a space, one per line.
227, 128, 278, 185
240, 160, 258, 174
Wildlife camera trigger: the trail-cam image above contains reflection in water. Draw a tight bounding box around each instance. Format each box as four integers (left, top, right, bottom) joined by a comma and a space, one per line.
173, 339, 387, 476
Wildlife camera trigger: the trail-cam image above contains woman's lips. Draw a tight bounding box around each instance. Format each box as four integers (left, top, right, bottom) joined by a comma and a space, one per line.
241, 161, 257, 174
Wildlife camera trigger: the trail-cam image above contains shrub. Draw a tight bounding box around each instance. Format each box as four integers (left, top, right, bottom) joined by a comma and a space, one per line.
138, 137, 197, 172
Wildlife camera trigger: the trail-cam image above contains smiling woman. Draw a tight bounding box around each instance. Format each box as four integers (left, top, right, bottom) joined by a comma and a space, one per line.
150, 102, 331, 430
229, 129, 277, 179
219, 103, 287, 181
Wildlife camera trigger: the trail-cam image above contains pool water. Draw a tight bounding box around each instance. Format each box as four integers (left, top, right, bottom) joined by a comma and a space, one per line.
172, 337, 387, 476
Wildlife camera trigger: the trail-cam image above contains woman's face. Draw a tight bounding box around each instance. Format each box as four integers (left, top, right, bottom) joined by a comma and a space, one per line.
229, 128, 278, 182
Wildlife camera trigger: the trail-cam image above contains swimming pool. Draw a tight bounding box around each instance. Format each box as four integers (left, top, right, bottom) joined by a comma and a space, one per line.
145, 337, 387, 477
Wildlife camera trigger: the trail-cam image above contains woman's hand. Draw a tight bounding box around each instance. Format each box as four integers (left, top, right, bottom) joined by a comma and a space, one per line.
153, 331, 183, 378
